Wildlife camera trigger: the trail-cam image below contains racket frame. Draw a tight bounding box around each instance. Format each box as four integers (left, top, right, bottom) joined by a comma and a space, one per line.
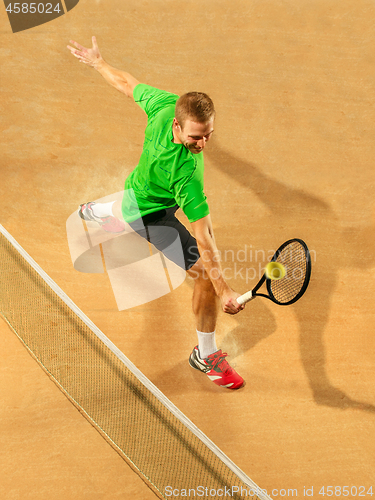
237, 238, 311, 306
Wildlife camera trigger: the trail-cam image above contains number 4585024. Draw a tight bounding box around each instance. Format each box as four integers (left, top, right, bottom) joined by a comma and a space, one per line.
6, 3, 61, 14
319, 486, 373, 497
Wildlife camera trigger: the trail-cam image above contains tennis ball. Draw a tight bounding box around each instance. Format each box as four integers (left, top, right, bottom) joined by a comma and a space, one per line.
265, 262, 286, 280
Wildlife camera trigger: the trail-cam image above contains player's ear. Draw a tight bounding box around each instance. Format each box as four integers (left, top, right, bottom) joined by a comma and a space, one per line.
173, 118, 181, 130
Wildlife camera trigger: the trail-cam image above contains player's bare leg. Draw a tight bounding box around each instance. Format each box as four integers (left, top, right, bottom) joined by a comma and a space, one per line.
187, 258, 244, 389
112, 199, 125, 221
188, 258, 218, 333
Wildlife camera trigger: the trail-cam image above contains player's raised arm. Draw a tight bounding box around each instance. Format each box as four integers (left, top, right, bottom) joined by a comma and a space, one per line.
67, 36, 140, 98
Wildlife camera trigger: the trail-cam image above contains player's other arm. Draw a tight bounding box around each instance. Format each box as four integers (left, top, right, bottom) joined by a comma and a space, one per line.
190, 215, 244, 315
67, 36, 140, 98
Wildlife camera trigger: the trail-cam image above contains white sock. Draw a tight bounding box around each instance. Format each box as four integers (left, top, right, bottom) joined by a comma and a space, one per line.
197, 330, 217, 359
92, 201, 115, 218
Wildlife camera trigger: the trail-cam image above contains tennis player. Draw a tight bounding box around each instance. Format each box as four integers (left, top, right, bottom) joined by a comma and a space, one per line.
68, 36, 245, 390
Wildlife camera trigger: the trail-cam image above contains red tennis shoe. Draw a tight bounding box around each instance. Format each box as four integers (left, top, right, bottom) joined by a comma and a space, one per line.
78, 202, 125, 233
189, 346, 244, 390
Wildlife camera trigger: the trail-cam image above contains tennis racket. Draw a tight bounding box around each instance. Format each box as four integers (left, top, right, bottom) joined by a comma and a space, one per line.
237, 238, 311, 306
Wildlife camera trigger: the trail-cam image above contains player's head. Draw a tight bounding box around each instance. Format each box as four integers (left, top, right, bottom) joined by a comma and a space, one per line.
175, 92, 215, 128
173, 92, 215, 154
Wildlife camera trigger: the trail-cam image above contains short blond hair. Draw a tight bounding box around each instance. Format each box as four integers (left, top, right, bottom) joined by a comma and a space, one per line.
175, 92, 215, 129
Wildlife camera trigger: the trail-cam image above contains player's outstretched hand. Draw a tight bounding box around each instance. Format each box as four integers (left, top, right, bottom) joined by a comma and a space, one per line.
67, 36, 102, 68
220, 288, 245, 315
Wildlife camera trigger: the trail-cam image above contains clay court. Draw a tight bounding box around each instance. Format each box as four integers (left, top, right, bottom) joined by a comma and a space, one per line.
1, 0, 374, 498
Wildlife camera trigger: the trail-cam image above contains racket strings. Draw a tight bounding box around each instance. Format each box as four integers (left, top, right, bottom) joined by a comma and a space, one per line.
270, 241, 308, 304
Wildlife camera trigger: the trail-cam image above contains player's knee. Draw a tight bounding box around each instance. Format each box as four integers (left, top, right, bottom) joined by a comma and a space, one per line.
187, 258, 210, 282
188, 260, 216, 293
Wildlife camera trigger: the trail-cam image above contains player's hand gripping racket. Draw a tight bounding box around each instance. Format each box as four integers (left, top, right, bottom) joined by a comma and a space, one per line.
237, 238, 311, 306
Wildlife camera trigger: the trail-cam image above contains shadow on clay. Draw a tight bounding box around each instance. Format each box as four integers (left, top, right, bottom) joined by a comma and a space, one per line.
200, 140, 375, 413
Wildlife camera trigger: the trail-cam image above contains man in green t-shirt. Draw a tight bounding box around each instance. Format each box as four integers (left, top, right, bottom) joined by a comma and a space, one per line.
68, 37, 246, 390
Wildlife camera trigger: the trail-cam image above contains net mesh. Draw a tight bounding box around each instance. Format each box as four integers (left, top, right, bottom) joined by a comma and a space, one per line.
0, 230, 266, 500
269, 241, 308, 304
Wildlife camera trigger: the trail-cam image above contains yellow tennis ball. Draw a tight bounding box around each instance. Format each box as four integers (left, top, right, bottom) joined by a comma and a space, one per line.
265, 262, 286, 280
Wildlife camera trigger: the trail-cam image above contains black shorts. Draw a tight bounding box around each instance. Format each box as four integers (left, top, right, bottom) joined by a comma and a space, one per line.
128, 206, 200, 271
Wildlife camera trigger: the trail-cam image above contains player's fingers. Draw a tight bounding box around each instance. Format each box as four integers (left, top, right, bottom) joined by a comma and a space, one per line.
223, 304, 231, 314
233, 305, 244, 313
231, 299, 242, 312
224, 302, 239, 314
92, 36, 98, 48
67, 47, 83, 58
71, 52, 84, 60
70, 40, 86, 51
69, 40, 81, 49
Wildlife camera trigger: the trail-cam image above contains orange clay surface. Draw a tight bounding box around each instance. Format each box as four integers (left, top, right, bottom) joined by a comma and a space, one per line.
1, 0, 374, 498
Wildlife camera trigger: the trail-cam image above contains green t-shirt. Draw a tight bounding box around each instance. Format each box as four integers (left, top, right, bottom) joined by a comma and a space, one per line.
121, 84, 210, 223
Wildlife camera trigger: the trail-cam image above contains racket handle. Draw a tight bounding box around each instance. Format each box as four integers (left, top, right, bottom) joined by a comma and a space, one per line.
237, 290, 254, 305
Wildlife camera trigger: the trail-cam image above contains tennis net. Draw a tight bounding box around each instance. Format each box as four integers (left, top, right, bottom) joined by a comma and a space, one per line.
0, 224, 271, 500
